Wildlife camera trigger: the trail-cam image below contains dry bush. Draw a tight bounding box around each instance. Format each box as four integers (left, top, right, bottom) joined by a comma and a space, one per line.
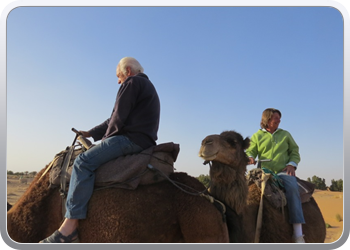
335, 214, 343, 222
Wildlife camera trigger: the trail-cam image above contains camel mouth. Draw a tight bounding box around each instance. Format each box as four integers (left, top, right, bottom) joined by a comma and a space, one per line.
199, 153, 217, 161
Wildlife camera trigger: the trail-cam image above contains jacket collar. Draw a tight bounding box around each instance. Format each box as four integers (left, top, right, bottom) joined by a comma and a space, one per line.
261, 128, 282, 135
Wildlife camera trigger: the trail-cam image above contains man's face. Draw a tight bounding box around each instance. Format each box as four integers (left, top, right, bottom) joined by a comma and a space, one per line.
116, 65, 128, 84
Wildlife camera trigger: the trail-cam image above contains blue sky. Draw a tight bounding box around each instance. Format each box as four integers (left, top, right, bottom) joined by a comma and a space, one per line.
6, 6, 343, 185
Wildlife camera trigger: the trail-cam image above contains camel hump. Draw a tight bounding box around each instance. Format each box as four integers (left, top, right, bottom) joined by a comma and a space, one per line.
169, 172, 205, 191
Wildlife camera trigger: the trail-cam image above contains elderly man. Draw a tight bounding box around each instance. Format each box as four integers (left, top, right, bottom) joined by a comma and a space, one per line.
40, 57, 160, 243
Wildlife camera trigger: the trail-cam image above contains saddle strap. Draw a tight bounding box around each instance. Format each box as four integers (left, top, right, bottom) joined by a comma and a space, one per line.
37, 155, 60, 183
254, 172, 271, 243
59, 145, 75, 217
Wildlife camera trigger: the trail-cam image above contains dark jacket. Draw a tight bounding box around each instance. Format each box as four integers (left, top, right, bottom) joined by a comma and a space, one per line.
88, 73, 160, 149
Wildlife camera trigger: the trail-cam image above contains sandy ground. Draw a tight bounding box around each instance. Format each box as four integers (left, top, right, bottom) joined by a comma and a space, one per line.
7, 176, 344, 243
312, 190, 344, 243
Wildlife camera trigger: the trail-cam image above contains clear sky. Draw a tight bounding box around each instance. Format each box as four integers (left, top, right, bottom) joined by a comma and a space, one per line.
6, 5, 343, 185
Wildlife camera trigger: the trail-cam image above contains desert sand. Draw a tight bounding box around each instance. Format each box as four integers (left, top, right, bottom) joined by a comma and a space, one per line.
312, 189, 344, 243
6, 176, 344, 243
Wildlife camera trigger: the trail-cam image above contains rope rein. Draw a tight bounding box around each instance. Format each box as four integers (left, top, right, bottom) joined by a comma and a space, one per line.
147, 164, 226, 214
147, 164, 207, 195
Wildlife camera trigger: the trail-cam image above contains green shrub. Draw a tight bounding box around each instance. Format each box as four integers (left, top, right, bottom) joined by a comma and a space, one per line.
330, 179, 343, 192
335, 214, 343, 222
197, 174, 210, 188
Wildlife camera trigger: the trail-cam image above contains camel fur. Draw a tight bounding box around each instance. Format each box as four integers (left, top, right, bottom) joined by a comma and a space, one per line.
199, 130, 326, 243
7, 165, 229, 243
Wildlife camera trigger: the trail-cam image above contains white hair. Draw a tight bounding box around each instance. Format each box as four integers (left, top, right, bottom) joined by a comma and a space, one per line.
118, 57, 144, 75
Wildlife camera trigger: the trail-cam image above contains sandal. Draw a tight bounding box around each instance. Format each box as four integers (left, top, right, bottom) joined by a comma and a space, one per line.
39, 229, 79, 243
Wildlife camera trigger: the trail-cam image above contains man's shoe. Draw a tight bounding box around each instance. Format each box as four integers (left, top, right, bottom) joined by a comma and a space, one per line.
39, 229, 79, 243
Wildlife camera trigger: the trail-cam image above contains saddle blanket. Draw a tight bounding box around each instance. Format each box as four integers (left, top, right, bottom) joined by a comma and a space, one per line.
49, 142, 180, 190
247, 168, 315, 209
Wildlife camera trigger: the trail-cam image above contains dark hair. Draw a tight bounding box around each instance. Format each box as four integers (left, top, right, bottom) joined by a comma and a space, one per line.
260, 108, 282, 129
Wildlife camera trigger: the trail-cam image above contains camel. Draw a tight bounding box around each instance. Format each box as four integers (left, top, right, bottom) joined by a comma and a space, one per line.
7, 164, 230, 243
199, 130, 326, 243
7, 130, 326, 243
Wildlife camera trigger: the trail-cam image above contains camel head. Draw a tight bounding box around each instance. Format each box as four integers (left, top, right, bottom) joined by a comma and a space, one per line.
199, 131, 250, 214
199, 130, 250, 168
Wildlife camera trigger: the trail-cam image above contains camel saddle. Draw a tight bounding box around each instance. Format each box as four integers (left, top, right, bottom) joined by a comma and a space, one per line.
48, 142, 179, 190
247, 168, 315, 209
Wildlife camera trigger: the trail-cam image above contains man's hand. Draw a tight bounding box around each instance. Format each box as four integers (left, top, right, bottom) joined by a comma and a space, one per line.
283, 165, 296, 176
248, 157, 256, 165
79, 131, 91, 138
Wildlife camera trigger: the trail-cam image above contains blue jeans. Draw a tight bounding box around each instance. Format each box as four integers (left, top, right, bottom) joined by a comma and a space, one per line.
277, 172, 305, 224
65, 135, 143, 219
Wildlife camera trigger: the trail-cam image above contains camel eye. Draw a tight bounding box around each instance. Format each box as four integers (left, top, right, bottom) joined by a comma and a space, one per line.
203, 139, 213, 145
225, 138, 237, 147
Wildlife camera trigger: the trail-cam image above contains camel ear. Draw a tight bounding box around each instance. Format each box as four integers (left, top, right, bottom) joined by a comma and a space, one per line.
243, 137, 250, 150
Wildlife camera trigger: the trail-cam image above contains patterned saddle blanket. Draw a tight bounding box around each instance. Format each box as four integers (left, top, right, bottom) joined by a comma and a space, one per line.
247, 168, 315, 209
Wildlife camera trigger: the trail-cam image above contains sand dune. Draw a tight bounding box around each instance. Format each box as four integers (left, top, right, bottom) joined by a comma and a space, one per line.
312, 190, 344, 243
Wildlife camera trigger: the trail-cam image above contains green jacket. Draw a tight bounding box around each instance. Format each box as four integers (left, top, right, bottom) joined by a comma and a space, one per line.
246, 128, 301, 173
